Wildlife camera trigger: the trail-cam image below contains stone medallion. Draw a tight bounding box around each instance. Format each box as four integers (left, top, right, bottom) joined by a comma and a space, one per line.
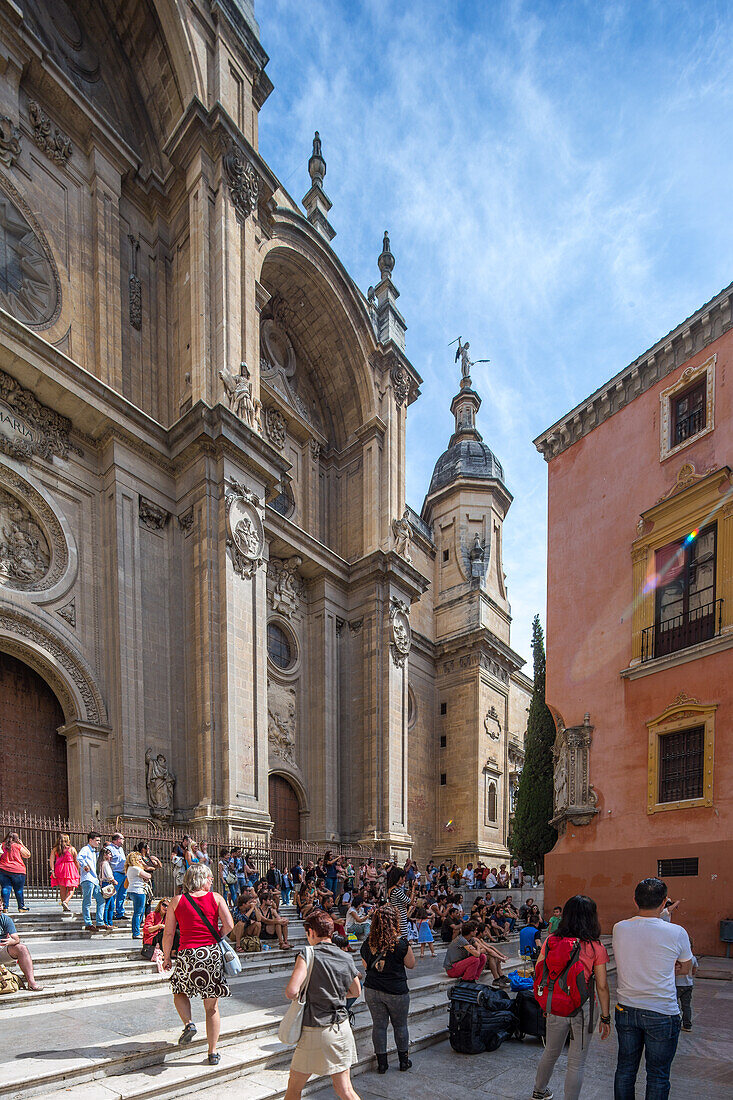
0, 466, 69, 591
389, 597, 411, 668
0, 173, 61, 328
225, 477, 264, 578
261, 318, 296, 379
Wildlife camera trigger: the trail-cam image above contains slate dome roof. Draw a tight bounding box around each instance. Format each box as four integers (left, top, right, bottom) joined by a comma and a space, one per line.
429, 437, 505, 495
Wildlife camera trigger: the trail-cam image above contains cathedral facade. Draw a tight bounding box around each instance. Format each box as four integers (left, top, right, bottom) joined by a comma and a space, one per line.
0, 0, 529, 864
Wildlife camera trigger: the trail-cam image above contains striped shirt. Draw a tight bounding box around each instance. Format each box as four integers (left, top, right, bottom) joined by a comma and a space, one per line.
389, 885, 410, 938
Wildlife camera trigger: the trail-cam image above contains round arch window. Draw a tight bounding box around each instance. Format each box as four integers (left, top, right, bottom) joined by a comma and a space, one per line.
267, 621, 295, 670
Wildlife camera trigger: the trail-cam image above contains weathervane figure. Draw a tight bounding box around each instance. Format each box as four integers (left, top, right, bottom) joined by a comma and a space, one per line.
449, 337, 489, 381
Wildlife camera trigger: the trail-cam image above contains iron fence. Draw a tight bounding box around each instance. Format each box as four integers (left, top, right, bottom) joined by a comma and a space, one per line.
0, 810, 390, 899
641, 598, 723, 662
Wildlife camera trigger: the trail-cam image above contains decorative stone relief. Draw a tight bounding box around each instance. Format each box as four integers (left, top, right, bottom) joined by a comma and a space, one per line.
178, 507, 194, 536
0, 469, 68, 591
0, 369, 76, 463
264, 406, 286, 449
260, 312, 325, 431
349, 618, 363, 634
222, 141, 259, 220
389, 597, 411, 669
28, 101, 72, 164
219, 362, 262, 432
309, 439, 321, 462
0, 116, 21, 167
391, 365, 409, 407
392, 509, 413, 563
56, 598, 76, 627
0, 487, 50, 587
145, 748, 175, 821
139, 497, 169, 531
551, 713, 599, 835
268, 680, 296, 764
225, 478, 265, 579
484, 706, 501, 741
268, 556, 304, 618
0, 172, 61, 328
128, 235, 142, 331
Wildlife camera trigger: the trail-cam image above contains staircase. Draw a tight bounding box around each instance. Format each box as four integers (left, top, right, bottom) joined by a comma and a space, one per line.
0, 900, 529, 1100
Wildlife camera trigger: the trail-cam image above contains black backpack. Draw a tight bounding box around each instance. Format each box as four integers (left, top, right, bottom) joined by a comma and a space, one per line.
448, 982, 516, 1054
514, 989, 546, 1040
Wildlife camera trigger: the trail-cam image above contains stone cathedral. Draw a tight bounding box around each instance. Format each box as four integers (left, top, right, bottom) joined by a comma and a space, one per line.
0, 0, 530, 864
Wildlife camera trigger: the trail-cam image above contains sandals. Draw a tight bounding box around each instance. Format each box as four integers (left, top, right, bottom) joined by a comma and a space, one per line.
178, 1022, 197, 1045
208, 1052, 221, 1065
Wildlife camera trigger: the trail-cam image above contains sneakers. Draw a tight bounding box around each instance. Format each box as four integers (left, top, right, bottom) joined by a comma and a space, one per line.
178, 1022, 197, 1045
682, 1025, 692, 1032
532, 1090, 553, 1099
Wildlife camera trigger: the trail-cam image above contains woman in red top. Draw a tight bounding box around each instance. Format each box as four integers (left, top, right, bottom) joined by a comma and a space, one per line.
162, 864, 234, 1064
0, 832, 31, 912
532, 895, 611, 1100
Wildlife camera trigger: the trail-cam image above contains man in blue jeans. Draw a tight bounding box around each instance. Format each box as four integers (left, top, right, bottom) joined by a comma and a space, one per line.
108, 832, 128, 921
76, 832, 103, 931
612, 877, 692, 1100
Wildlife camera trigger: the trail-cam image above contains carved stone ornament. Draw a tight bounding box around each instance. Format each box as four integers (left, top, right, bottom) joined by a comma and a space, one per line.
264, 406, 286, 450
56, 598, 76, 627
0, 467, 68, 591
551, 713, 599, 835
0, 116, 21, 167
0, 172, 62, 329
392, 509, 413, 563
268, 555, 304, 618
0, 370, 76, 465
28, 101, 72, 164
219, 361, 262, 433
145, 747, 175, 821
178, 507, 194, 536
484, 706, 501, 741
225, 477, 265, 579
309, 439, 321, 462
139, 497, 169, 531
222, 141, 259, 220
268, 679, 297, 764
391, 365, 409, 408
128, 236, 142, 331
389, 597, 411, 669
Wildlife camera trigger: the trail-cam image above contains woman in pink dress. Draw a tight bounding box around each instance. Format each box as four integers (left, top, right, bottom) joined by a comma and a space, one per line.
49, 834, 80, 912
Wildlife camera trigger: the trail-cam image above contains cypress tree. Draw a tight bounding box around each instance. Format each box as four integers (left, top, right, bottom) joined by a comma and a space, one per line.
511, 614, 557, 872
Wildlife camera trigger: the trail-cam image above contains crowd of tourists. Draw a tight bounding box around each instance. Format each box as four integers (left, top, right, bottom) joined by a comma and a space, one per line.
1, 830, 698, 1099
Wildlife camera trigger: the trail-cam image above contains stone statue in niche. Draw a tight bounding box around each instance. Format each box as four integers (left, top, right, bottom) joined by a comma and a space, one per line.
0, 488, 50, 587
219, 362, 261, 432
145, 748, 175, 820
268, 681, 297, 764
392, 509, 413, 563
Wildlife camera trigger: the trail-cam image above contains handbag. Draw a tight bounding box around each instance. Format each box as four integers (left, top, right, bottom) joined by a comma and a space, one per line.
0, 963, 20, 995
101, 881, 116, 899
182, 892, 242, 977
278, 945, 314, 1045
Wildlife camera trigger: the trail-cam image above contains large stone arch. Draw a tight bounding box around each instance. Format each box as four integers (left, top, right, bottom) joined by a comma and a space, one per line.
259, 219, 379, 452
0, 601, 107, 727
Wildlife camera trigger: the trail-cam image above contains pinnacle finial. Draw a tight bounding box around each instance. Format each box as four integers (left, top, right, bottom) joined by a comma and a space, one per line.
378, 230, 395, 278
308, 130, 326, 186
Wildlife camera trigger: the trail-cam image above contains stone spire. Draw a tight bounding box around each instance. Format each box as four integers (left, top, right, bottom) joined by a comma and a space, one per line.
302, 131, 336, 242
373, 230, 406, 351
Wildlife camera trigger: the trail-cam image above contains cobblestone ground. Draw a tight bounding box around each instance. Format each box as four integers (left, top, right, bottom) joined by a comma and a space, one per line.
311, 974, 733, 1100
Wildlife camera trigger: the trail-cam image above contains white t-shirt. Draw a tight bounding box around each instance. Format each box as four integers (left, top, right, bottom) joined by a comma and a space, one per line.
511, 865, 523, 885
462, 869, 474, 886
486, 873, 498, 888
125, 866, 147, 895
613, 916, 692, 1015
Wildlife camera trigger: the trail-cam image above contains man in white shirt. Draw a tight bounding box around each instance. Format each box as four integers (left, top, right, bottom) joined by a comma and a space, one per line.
612, 877, 692, 1100
76, 832, 103, 931
461, 863, 475, 888
108, 833, 127, 922
510, 859, 524, 887
485, 868, 498, 888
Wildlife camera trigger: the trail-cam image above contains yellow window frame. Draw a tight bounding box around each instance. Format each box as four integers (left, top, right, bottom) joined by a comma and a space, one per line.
647, 695, 716, 814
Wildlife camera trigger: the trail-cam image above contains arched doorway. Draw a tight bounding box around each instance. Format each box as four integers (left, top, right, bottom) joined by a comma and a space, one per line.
269, 774, 301, 840
0, 651, 67, 816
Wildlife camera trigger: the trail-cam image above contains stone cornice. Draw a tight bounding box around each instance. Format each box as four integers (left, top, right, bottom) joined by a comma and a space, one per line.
436, 626, 526, 676
534, 280, 733, 462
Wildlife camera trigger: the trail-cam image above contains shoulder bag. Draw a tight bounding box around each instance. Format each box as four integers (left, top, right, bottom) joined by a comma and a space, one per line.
182, 892, 242, 977
278, 945, 314, 1045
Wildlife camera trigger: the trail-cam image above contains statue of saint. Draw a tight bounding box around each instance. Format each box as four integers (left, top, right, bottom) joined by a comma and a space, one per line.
145, 748, 175, 820
392, 508, 413, 562
451, 337, 489, 382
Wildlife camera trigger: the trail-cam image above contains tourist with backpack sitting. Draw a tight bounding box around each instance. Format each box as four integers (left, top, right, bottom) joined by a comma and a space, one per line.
532, 895, 611, 1100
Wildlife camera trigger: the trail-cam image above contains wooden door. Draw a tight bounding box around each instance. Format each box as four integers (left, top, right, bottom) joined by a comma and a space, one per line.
0, 651, 67, 815
268, 774, 300, 841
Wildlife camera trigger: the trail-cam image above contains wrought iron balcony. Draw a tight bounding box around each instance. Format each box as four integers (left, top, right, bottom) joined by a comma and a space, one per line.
674, 405, 705, 444
641, 598, 723, 662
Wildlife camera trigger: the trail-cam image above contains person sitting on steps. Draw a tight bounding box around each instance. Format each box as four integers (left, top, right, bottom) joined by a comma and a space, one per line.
230, 888, 262, 951
0, 910, 42, 990
443, 919, 489, 983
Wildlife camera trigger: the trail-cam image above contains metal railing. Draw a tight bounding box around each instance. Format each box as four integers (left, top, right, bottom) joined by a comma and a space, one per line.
0, 810, 390, 898
641, 598, 723, 662
674, 405, 705, 444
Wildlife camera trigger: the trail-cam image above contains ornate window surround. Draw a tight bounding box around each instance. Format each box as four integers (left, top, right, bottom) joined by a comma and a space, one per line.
646, 694, 715, 814
629, 465, 733, 665
659, 355, 715, 462
266, 615, 300, 679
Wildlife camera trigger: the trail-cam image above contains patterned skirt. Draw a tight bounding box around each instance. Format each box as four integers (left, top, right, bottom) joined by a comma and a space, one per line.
170, 945, 230, 999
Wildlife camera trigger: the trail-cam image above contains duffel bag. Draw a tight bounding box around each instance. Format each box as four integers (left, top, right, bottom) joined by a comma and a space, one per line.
514, 989, 546, 1039
449, 996, 517, 1053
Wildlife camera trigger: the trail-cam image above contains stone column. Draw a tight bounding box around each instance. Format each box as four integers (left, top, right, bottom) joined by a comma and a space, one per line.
305, 577, 344, 841
89, 149, 122, 392
59, 720, 110, 822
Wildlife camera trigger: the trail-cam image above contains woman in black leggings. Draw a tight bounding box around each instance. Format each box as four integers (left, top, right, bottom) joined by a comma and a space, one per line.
360, 904, 415, 1073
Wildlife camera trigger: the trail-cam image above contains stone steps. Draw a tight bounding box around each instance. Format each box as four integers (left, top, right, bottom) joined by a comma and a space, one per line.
6, 976, 453, 1100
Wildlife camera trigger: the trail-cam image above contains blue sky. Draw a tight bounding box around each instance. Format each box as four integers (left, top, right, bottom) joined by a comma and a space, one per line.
256, 0, 733, 666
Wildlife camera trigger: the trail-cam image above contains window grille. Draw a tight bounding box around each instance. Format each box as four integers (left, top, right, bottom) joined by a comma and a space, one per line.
658, 726, 704, 803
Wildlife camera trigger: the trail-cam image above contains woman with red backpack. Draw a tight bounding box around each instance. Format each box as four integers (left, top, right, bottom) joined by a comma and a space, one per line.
531, 895, 611, 1100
